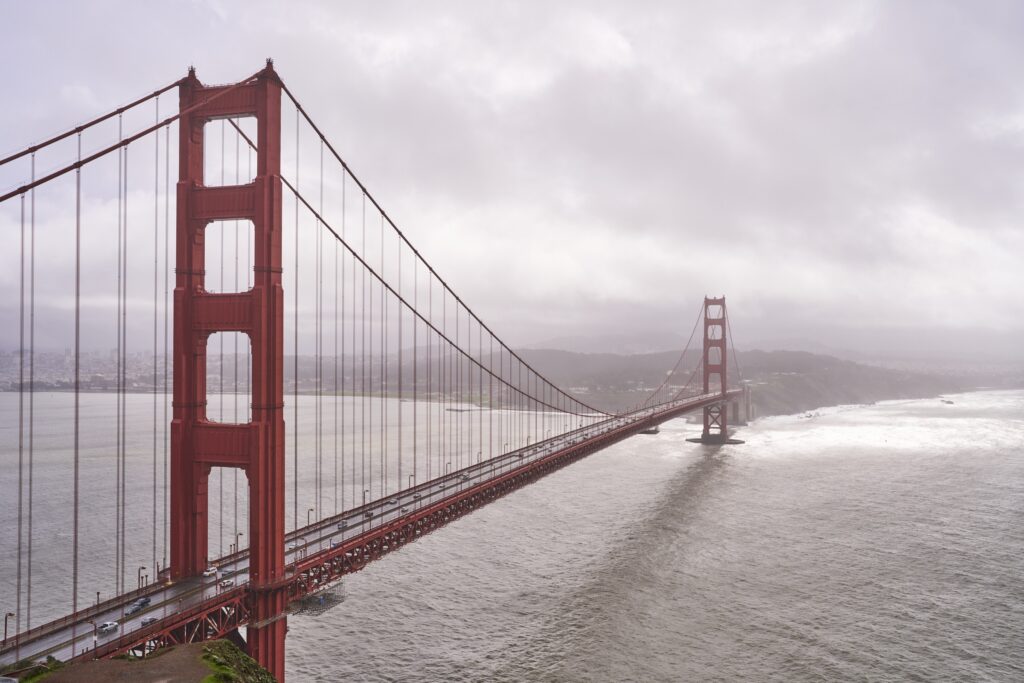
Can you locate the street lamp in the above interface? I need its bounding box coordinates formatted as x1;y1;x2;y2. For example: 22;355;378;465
408;474;414;490
3;611;14;649
363;489;369;529
137;566;147;590
307;507;315;527
235;531;244;554
95;591;101;607
445;461;451;475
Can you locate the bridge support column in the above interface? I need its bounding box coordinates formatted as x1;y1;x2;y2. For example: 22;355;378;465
172;62;287;681
701;297;729;443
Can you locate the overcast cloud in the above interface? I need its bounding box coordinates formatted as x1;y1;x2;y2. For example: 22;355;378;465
1;1;1022;362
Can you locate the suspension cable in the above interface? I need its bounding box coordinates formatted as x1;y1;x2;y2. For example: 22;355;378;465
234;91;609;417
726;305;743;384
1;70;263;203
285;177;599;417
640;302;704;408
0;77;185;167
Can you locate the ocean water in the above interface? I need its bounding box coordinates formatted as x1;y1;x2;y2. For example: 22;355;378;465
285;390;1024;682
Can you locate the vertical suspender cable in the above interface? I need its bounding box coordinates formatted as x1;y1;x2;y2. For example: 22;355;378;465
121;141;129;596
152;99;160;575
72;134;81;654
318;140;324;520
163;124;170;569
413;256;417;487
398;235;402;490
380;215;386;498
233;122;240;546
360;192;365;511
293;108;299;533
115;119;123;597
27;153;36;628
368;199;374;505
334;162;341;514
427;275;431;482
16;192;25;651
219;119;225;556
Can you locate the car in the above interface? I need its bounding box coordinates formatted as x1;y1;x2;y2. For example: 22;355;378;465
98;621;119;634
202;566;218;577
337;520;348;530
126;602;143;616
412;493;421;499
387;499;398;505
460;474;470;481
330;540;342;548
363;511;373;518
137;597;151;607
141;616;158;627
219;578;234;588
400;507;409;513
287;544;296;552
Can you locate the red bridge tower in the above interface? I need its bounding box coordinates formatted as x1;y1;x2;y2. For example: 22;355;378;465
170;62;287;679
701;296;729;442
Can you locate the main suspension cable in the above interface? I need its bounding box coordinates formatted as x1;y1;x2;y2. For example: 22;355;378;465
1;69;263;203
0;77;185;168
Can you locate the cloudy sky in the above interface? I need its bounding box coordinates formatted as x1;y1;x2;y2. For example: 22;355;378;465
2;1;1022;362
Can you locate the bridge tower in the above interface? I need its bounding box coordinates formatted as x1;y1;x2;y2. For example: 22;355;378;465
171;62;287;679
701;296;728;443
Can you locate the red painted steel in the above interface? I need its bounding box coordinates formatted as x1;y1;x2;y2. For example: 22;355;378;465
170;61;287;680
702;297;729;441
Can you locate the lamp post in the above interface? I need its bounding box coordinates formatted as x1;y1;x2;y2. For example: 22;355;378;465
86;619;97;654
235;531;244;555
95;591;101;607
3;611;14;649
363;489;369;529
408;474;414;490
137;566;147;590
307;507;315;527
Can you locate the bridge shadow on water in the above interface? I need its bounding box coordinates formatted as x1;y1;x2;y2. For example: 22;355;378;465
488;445;736;682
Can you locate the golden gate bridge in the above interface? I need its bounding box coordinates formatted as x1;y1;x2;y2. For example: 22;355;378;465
0;61;746;681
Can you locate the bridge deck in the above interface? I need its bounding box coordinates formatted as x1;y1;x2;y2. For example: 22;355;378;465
0;390;739;668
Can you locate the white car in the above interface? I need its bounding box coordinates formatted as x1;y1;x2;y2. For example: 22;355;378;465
98;621;119;634
219;578;234;588
202;566;218;577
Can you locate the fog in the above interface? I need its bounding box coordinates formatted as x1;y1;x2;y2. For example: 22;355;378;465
1;1;1022;365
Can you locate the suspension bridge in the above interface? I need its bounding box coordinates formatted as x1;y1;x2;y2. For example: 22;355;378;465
0;62;747;681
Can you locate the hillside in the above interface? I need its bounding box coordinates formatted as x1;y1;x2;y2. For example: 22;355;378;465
517;348;966;417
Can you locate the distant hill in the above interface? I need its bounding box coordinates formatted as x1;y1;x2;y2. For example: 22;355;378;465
517;348;965;417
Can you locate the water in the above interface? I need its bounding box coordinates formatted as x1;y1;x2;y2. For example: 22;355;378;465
285;390;1024;682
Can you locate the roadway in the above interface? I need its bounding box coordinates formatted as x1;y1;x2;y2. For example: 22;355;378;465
0;392;732;668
